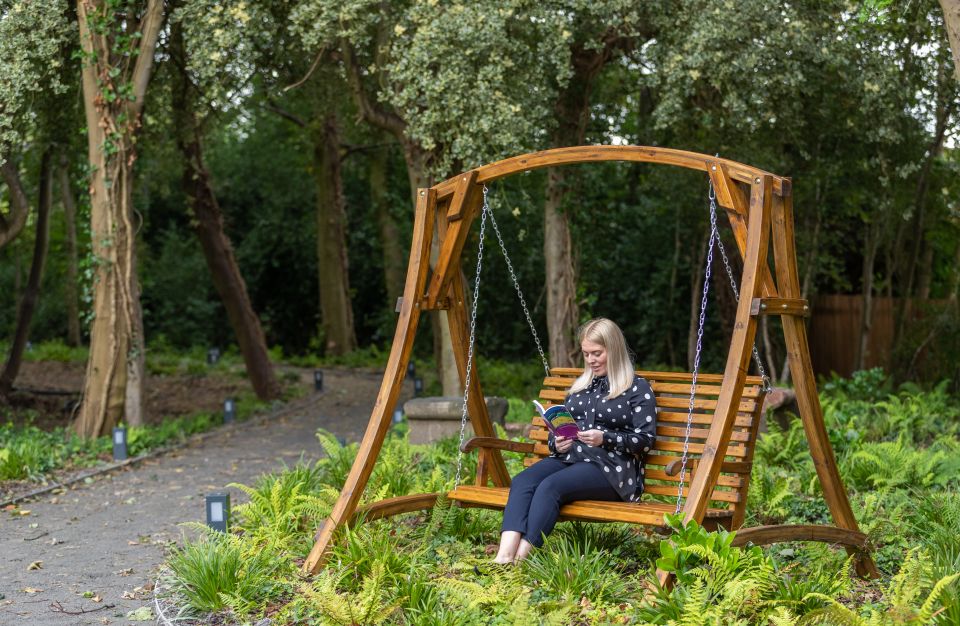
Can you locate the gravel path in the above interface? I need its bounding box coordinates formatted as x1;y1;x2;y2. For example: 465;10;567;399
0;368;408;625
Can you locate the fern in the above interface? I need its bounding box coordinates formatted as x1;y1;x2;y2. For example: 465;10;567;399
299;563;401;625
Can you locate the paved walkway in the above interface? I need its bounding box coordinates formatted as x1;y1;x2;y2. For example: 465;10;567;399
0;369;406;625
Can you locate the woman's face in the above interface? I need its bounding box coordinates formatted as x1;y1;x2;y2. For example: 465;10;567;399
581;340;608;377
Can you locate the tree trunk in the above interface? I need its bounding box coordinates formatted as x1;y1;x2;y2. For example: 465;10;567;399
170;21;281;400
58;157;82;346
542;41;625;367
855;221;880;371
0;150;53;397
313;114;357;356
0;158;31;250
544;168;579;367
665;213;681;366
73;0;163;437
370;142;404;305
939;0;960;81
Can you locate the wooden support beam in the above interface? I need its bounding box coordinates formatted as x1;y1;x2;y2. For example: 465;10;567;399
770;190;879;578
750;297;810;317
713;165;779;299
424;171;480;309
657;175;772;586
303;188;437;575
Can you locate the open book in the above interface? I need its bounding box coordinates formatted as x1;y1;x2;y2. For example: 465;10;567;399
533;400;580;438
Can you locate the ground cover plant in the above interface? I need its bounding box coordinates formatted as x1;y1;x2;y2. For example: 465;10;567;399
158;370;960;625
0;341;283;487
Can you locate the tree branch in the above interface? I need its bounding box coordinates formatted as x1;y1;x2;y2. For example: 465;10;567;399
0;159;31;249
130;0;165;116
339;39;405;135
263;100;307;128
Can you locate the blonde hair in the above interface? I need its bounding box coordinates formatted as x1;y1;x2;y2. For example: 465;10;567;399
567;318;635;399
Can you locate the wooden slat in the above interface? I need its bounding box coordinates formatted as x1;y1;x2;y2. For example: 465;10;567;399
540;377;764;400
547;368;765;387
653;440;748;458
538;389;758;412
447;485;734;525
656;411;755;429
645;469;743;488
644;483;740;503
527;425;752;444
656;425;752;443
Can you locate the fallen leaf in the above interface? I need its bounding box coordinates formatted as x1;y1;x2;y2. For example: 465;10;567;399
121;590;136;599
92;594;103;603
28;523;38;529
141;582;154;592
114;568;133;577
82;591;95;598
100;618;109;625
127;540;139;545
3;505;16;511
18;510;31;516
27;561;42;570
126;606;153;621
22;587;43;594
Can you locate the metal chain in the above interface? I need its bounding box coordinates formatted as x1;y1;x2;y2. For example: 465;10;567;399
708;186;772;392
485;201;551;377
453;189;490;490
675;196;718;515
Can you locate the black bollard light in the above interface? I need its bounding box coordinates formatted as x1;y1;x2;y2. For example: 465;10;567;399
314;370;324;392
207;348;221;365
223;398;236;423
414;377;423;397
205;492;230;532
112;427;128;461
406;362;416;379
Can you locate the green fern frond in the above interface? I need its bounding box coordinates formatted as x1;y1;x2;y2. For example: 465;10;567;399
918;572;960;621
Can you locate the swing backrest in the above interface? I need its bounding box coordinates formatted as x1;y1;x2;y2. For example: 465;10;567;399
527;368;767;528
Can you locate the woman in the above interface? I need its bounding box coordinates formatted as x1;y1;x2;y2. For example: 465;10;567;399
493;318;657;564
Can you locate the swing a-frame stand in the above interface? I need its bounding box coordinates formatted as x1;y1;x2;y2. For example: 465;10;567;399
303;146;878;580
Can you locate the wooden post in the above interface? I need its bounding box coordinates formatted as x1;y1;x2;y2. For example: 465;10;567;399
303;188;437;575
770;189;879;578
657;175;772;585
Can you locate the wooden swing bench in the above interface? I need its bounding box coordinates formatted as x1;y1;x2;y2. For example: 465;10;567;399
447;368;766;532
303;146;878;580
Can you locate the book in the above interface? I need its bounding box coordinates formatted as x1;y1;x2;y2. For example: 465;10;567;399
533;400;580;438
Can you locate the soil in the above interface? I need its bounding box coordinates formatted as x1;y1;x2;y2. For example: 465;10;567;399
5;361;267;431
0;364;415;625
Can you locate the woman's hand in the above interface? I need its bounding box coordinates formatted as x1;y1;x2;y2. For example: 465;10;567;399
555;436;574;453
577;429;604;447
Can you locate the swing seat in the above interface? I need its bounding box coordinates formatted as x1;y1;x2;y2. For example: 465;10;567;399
447;368;767;531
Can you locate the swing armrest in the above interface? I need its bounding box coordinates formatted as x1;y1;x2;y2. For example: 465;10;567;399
460;437;536;455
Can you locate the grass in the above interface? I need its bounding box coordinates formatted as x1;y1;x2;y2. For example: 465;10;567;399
154;370;960;625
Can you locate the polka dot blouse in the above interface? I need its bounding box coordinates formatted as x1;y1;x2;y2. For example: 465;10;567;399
548;374;658;502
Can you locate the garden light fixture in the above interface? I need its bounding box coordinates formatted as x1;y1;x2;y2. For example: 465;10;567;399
112;427;128;461
205;492;230;532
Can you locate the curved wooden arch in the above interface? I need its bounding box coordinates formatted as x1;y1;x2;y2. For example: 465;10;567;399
431;146;791;201
302;144;876;581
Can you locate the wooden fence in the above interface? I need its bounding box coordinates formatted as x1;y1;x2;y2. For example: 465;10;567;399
807;294;948;378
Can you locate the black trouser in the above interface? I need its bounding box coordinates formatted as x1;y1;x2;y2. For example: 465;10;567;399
501;457;619;547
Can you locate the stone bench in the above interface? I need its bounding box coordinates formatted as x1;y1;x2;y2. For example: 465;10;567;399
403;396;509;445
